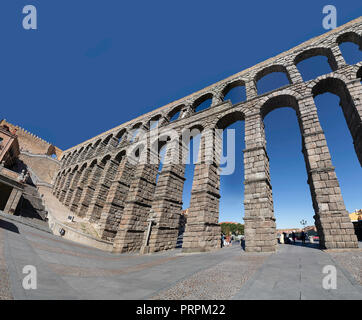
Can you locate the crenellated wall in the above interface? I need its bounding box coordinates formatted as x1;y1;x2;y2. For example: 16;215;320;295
0;119;62;160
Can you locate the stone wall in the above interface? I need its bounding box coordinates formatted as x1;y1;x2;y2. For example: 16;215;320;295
0;120;62;188
0;120;62;160
19;152;60;185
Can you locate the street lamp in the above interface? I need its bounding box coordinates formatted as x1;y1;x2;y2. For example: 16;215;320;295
300;219;307;230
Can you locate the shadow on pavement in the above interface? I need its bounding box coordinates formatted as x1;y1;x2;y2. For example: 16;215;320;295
282;240;321;250
0;218;19;234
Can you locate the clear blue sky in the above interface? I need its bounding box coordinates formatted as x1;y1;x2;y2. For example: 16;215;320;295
1;1;361;228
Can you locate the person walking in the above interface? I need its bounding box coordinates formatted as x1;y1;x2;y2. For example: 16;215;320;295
292;231;296;244
221;233;224;248
301;230;306;245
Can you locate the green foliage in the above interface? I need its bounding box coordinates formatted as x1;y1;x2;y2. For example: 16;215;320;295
220;223;244;236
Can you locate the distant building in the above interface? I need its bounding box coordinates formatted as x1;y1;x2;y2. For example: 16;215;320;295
349;209;362;222
277;226;317;235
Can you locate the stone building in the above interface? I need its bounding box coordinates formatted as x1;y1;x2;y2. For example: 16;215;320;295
0;120;62;187
0;123;20;168
0;120;63;220
52;18;361;253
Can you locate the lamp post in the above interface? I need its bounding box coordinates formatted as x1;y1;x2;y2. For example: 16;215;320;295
300;219;307;230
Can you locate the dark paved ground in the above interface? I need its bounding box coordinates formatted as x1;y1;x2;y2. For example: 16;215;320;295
0;214;361;300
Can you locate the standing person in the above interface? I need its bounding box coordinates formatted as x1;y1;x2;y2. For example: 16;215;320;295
292;231;296;244
279;233;284;244
221;233;224;248
301;230;306;245
283;232;288;244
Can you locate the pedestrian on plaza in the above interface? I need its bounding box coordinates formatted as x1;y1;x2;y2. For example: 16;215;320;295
283;232;288;244
292;231;296;244
301;230;306;245
221;233;224;248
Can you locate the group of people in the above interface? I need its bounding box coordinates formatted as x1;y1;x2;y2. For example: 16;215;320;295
281;231;308;245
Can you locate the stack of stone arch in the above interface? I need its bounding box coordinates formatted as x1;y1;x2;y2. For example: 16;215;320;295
53;18;362;253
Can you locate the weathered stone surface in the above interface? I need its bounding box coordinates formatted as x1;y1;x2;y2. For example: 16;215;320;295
53;18;361;253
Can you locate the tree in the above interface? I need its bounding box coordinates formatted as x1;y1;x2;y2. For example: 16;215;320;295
220;223;244;236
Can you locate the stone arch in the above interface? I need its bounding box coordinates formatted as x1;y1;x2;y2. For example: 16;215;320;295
68;153;75;166
82;143;93;160
66;150;77;167
260;94;300;119
167;104;184;122
89;139;102;158
115;128;127;145
93;139;102;148
59;167;74;202
57;169;68;194
252;93;357;250
192;93;213;112
73;147;84;164
294;47;339;72
102;134;114;150
148;114;162;130
88;152;120;223
221;79;246;104
46;145;58;159
310;76;362;165
78;162;87;172
181;123;204;147
89;158;98;167
357;66;362;79
151;133;172;153
131;122;143;129
255;65;292;86
256;88;303;111
77;155;109;217
63;164;80;206
126;139;146;165
68;160;93;214
128;122;143;142
215;110;245;130
114;149;127;163
53;171;64;194
100;154;112;164
336;31;362;49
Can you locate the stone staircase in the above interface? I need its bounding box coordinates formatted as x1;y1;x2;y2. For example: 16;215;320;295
17;184;48;221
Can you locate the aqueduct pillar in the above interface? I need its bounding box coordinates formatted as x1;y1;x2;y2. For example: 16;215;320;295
140;139;186;253
112;148;159;253
298;96;358;249
243;112;276;252
97;156;135;241
88;158;119;223
182;128;222;253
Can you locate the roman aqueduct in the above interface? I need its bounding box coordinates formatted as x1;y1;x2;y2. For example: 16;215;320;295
52;18;361;253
